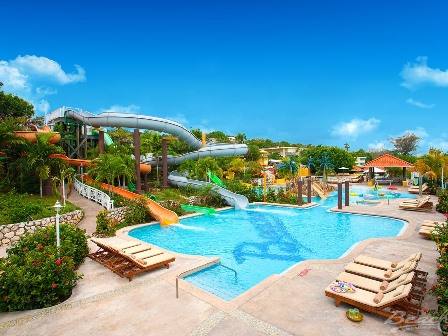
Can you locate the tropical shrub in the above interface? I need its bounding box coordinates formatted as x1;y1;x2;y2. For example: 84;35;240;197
430;221;448;332
437;190;448;214
0;192;79;225
0;224;87;311
95;210;116;236
7;224;89;267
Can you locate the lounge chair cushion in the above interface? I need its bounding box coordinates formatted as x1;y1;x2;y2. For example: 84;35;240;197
373;292;384;304
380;281;389;290
393;285;405;297
384;269;393;278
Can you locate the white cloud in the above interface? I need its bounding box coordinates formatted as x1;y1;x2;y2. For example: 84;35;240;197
0;55;86;116
332;118;380;138
102;104;141;113
368;141;389;152
406;98;434;109
36;99;50;114
401;57;448;89
10;55;85;84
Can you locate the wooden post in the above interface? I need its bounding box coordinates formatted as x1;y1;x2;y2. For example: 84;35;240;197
133;129;141;193
337;182;343;209
297;178;303;206
344;180;350;206
402;167;406;181
143;174;148;192
307;177;312;203
98;130;105;154
162;138;168;188
83;125;88;158
76;124;80;158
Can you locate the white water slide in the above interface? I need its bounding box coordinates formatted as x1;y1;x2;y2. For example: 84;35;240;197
47;107;249;208
168;172;249;209
50;108;248;165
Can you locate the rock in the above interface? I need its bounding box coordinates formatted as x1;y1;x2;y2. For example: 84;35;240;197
16;228;25;235
5;231;15;238
11;235;20;242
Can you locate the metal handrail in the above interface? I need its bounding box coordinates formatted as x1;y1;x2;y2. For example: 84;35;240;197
175;262;238;299
220;264;238;278
73;177;114;210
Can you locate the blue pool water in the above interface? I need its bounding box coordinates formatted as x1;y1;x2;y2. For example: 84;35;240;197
129;189;411;300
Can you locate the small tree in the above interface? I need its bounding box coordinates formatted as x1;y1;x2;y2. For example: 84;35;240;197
0;84;34;120
390;133;420;155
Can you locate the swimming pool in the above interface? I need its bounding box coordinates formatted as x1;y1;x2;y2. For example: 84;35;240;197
129;191;408;300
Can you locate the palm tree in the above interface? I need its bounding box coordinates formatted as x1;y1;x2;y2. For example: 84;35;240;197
89;153;127;192
319;154;333;183
279;157;298;178
229;158;245;176
19;133;64;197
60;165;76;205
344;143;350;151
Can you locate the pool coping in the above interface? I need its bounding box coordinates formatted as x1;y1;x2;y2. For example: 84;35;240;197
117;200;418;311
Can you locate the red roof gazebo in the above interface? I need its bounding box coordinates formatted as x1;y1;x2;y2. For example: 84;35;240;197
362;153;413;180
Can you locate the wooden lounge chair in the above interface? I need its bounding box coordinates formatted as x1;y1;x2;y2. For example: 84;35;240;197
89;237;175;280
354;252;421;271
344;260;419;281
325;283;423;326
336;271;426;293
408;183;429;194
419;226;437;239
399;196;433;212
421;220;445;227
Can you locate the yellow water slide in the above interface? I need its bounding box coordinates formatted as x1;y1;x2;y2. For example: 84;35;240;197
85;177;179;225
311;181;327;199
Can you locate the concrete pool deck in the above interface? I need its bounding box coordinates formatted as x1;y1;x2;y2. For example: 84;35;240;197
0;193;443;335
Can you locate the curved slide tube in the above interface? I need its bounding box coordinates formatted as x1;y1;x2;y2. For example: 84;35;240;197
56;108;248;165
83;176;178;225
168;172;249;209
141;143;248;166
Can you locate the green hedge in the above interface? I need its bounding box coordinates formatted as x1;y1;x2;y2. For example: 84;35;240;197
0;192;79;225
437;190;448;214
0;224;88;311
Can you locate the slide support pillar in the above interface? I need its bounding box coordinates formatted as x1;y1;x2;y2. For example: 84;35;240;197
162;138;168;188
344;181;350;206
133;129;141;193
307;177;312;204
98;130;105;154
337;182;343;209
297;178;303;206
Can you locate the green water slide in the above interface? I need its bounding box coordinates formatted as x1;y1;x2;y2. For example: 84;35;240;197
181;204;216;215
207;170;225;187
104;132;113;146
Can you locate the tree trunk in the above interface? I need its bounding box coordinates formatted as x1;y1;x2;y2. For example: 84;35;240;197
40;178;43;197
42;179;53;196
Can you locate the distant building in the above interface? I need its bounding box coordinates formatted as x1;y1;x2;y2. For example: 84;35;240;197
355;156;367;166
262;146;302;158
227;136;236;143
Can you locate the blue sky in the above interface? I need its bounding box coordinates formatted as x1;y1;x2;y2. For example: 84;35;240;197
1;1;448;152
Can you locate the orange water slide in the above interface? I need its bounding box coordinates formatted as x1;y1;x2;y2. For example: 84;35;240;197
49;154;151;174
94;181;179;225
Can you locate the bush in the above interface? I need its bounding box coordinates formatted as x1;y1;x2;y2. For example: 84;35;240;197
430;221;448;330
437;190;448;214
95;199;150;236
95;210;116;236
0;224;87;312
7;224;89;267
0;192;79;225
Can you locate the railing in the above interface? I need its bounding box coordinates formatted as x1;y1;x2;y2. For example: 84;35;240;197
176;262;237;298
74;177;114;210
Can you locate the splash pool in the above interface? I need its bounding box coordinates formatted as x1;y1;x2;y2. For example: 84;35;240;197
129;191;409;300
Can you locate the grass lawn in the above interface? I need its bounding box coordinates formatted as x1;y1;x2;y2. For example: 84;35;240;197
0;192;80;225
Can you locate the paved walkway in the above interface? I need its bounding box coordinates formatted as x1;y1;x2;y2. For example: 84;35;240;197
0;193;444;336
67;191;104;235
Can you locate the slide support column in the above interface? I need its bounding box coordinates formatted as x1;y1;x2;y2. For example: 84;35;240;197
162;138;168;188
134;129;141;193
337;182;343;209
307;177;312;204
344;181;350;206
297;178;303;206
98;130;105;154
